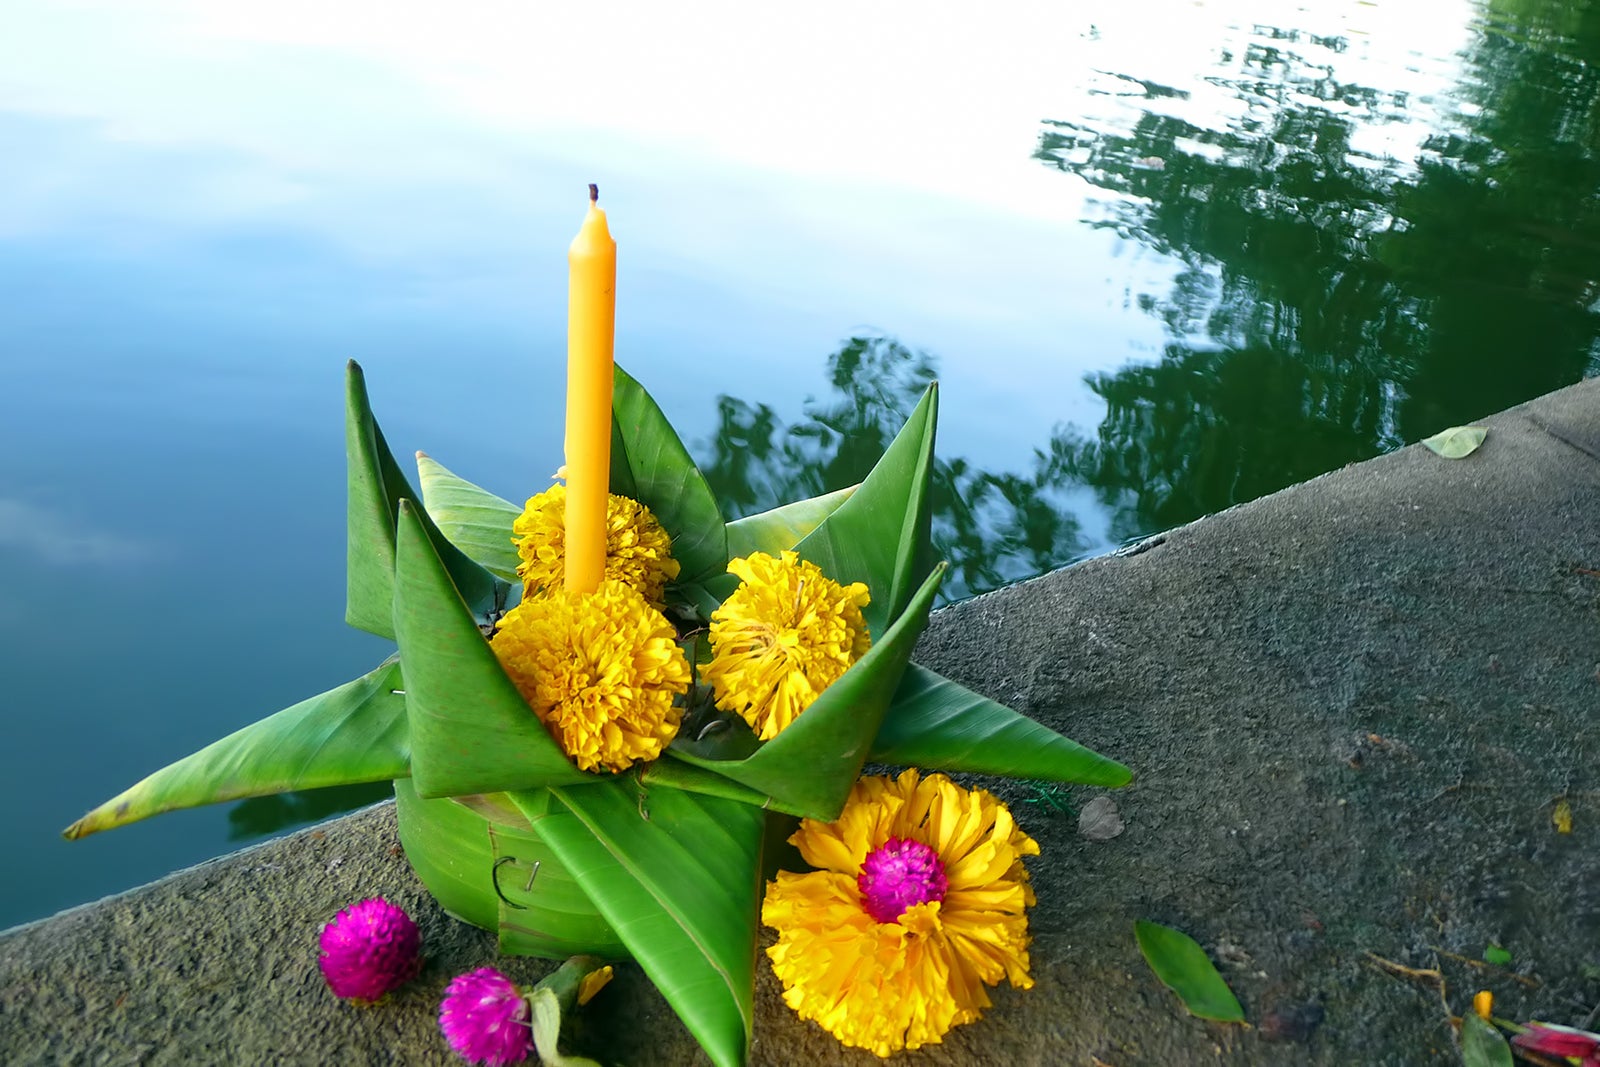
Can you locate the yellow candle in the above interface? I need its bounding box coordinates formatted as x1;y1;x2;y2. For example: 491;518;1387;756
564;184;617;593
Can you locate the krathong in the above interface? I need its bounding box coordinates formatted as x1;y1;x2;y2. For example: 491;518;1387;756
64;193;1132;1066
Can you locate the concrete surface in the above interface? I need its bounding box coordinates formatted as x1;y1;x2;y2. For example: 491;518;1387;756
4;379;1599;1065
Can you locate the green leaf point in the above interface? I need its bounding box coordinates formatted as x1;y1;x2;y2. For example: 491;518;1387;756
64;657;409;839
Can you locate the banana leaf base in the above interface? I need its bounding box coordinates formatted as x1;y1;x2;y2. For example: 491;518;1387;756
393;779;629;960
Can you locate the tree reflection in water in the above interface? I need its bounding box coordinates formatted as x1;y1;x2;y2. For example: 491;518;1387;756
696;335;1088;605
1036;0;1600;542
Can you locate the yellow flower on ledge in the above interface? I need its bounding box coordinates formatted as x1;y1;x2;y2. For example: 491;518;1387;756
491;578;690;774
762;769;1038;1057
703;550;871;741
512;484;680;609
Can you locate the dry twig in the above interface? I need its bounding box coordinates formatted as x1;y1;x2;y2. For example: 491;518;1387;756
1365;952;1442;985
1430;948;1542;989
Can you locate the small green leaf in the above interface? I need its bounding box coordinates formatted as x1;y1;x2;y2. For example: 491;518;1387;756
1135;920;1246;1023
65;657;409;839
725;484;858;560
1421;425;1487;459
392;499;594;797
416;452;523;582
871;663;1132;787
610;366;728;584
1459;1012;1513;1067
1483;944;1512;966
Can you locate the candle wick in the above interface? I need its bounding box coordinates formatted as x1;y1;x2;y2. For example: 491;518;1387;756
588;183;599;203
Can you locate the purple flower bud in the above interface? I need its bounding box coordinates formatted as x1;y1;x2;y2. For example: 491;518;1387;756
318;898;421;1003
439;967;532;1066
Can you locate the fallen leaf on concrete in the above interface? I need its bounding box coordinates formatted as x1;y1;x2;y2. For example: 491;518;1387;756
1421;425;1487;459
1459;1011;1513;1067
1079;796;1124;841
1553;797;1573;834
1135;920;1246;1023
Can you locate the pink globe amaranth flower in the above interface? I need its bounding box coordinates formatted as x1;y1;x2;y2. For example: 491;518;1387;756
857;836;949;923
439;967;532;1066
318;898;422;1002
1512;1022;1600;1065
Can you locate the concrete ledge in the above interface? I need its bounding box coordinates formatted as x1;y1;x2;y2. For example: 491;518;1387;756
5;380;1599;1065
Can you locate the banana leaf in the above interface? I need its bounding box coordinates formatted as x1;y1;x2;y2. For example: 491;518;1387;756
345;360;508;639
415;452;523;582
724;484;858;560
638;755;772;808
668;564;946;821
392;498;595;797
609;366;728;585
522;779;763;1067
870;664;1132;787
698;484;861;606
794;384;936;636
393;781;626;958
64;656;409;839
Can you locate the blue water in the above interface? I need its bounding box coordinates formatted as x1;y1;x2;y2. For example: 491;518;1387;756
4;0;1596;928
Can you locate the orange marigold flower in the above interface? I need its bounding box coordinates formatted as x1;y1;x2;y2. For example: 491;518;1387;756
491;579;689;773
762;769;1038;1056
703;550;870;740
512;484;679;609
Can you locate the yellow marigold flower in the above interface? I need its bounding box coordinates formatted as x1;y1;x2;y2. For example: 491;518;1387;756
491;579;689;774
762;769;1038;1057
703;550;870;741
512;484;680;609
